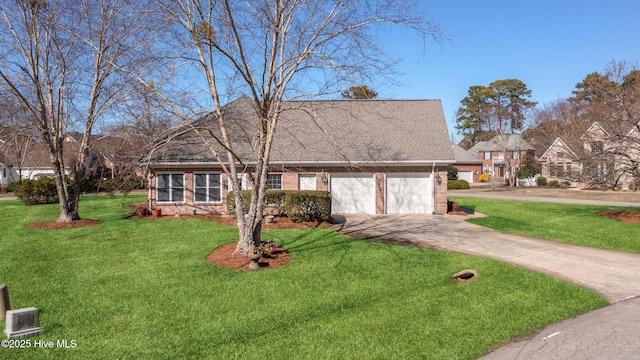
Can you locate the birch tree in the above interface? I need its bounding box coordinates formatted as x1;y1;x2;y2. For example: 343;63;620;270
155;0;444;255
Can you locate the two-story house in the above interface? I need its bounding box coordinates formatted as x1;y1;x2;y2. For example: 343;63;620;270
540;121;640;189
468;134;535;179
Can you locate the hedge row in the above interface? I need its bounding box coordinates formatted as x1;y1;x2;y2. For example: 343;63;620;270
227;190;331;222
10;176;147;205
11;178;59;205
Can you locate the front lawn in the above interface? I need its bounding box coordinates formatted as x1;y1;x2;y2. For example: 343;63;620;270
0;196;606;359
450;196;640;253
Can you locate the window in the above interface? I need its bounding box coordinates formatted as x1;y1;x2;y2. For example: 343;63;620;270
591;141;604;154
512;151;521;160
484;151;491;160
266;174;282;189
194;173;221;202
157;173;184;202
227;174;245;191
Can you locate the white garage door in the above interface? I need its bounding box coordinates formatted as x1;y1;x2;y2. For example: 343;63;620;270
330;174;375;214
386;173;433;214
458;170;473;183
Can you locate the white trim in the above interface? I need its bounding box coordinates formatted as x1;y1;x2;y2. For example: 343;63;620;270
156;172;186;203
193;172;223;203
147;160;456;168
540;137;579;160
266;173;283;190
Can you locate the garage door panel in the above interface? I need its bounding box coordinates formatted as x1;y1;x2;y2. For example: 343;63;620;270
331;174;375;214
458;170;473;183
386;173;432;214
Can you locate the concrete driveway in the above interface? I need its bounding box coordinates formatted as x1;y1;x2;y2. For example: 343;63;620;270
333;213;640;359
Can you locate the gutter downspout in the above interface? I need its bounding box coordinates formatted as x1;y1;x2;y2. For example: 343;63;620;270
432;163;437;214
147;172;153;214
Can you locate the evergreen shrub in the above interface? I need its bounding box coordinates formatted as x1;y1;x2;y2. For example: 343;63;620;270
447;179;470;190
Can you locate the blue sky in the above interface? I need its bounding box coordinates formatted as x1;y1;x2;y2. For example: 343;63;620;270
378;1;640;141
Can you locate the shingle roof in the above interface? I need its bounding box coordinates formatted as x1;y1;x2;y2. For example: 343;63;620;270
468;134;535;153
452;144;482;163
146;96;454;166
1;141;80;168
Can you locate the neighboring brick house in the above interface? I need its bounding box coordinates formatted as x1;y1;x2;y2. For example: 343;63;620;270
468;135;535;179
540;122;640;189
143;96;455;215
451;144;483;183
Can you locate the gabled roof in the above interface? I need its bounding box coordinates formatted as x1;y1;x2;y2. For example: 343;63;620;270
580;121;610;140
452;144;482;164
539;137;579;160
0;141;83;169
468;134;535;153
146;96;454;166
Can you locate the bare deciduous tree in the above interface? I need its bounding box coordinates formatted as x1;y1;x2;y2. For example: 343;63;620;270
0;0;153;221
152;0;445;254
569;60;640;189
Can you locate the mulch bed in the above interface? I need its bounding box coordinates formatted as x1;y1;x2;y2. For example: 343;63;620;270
206;242;291;270
597;210;640;224
26;205;331;270
29;206;637;271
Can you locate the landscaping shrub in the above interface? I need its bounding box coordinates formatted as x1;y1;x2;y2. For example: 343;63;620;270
447;165;458;180
562;180;572;187
479;173;491;182
12;178;59;205
81;176;147;194
264;190;287;214
226;190;305;217
536;176;548;186
447;179;470;190
285;191;331;222
226;190;252;215
548;180;560;187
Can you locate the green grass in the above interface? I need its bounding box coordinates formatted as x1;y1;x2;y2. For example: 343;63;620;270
450;196;640;253
0;196;606;359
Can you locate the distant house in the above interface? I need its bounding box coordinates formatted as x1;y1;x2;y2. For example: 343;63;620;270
143;96;455;215
64;133;144;179
540;121;640;189
0;133;141;189
0;140;80;184
468;134;535;178
452;144;482;183
539;137;581;183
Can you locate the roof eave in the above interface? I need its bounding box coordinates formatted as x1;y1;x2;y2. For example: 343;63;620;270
145;159;457;169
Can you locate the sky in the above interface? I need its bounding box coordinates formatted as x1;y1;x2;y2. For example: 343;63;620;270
377;1;640;142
